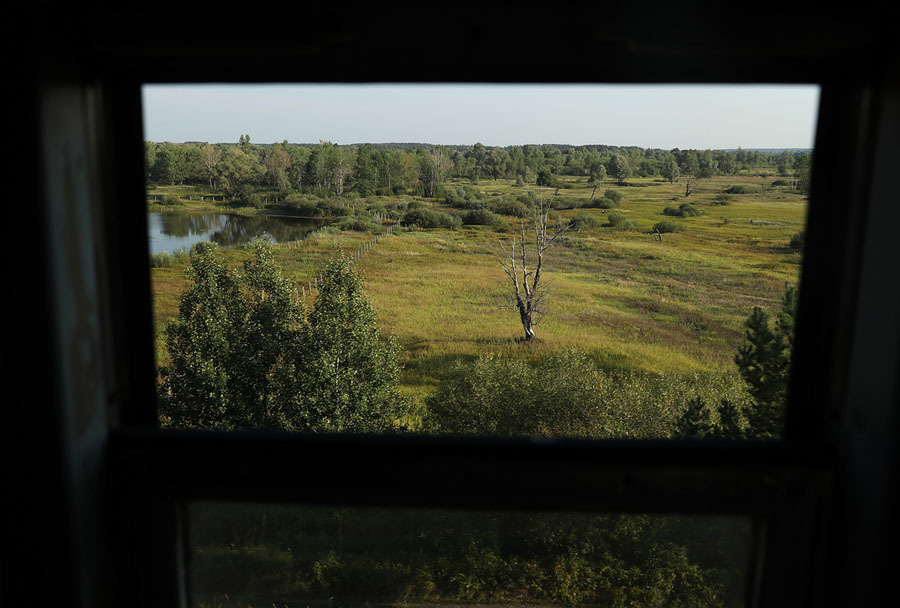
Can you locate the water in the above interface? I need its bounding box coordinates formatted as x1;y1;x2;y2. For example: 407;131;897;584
147;212;327;254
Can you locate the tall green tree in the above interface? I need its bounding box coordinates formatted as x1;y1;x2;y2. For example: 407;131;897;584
608;153;631;184
158;243;407;432
733;283;797;438
662;156;681;183
157;241;304;430
285;253;409;432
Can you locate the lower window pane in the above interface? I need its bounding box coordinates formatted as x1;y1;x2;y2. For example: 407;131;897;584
188;502;754;608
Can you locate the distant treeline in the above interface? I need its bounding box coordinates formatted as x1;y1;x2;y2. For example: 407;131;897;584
145;137;812;205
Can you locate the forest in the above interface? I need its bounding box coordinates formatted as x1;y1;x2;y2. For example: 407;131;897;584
145;138;811;205
147;137;810;607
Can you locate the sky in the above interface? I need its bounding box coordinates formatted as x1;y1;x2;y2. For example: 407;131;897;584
142;84;820;150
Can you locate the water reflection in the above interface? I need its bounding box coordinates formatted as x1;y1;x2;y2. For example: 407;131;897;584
148;212;326;254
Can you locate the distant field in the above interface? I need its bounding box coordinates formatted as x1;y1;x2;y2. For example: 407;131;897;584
150;174;806;410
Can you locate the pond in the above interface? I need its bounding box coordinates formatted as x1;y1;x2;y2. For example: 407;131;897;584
147;212;327;254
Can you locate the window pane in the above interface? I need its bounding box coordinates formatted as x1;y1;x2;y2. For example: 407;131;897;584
145;84;817;439
188;502;754;607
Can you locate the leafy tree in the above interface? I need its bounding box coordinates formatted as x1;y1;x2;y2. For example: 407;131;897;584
239;133;252;155
200;144;221;188
158;243;407;432
588;162;607;200
485;147;510;179
535;168;559;188
284;253;409;432
662;156;681;183
154;143;188;185
608;153;631;184
792;153;813;194
144;141;157;182
158;241;303;429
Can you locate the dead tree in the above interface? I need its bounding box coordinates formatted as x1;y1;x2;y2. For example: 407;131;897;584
499;194;571;342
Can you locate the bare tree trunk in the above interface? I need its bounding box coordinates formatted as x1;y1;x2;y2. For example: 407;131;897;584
519;308;536;341
499;193;570;343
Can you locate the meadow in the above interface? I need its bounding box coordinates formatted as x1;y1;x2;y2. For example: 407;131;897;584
150;173;806;413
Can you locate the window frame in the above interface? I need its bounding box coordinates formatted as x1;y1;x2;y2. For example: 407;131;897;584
11;9;899;607
105;79;849;607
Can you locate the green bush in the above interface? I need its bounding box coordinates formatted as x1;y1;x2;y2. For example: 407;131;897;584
590;197;617;209
663;203;702;217
711;193;733;205
149;251;175;267
607;213;637;230
160;194;181;206
723;185;755;194
604;189;623;204
446;186;484;209
424;351;609;437
462;208;500;226
337;216;382;234
653;220;683;233
401;208;462;230
570;212;603;230
771;179;790;186
489;199;529;218
789;229;805;251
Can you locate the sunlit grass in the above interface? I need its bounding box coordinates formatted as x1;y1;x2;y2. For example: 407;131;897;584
151;174;806;408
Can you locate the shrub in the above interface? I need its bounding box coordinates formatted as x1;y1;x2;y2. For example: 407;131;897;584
663;203;702;217
653;220;683;233
516;191;537;205
789;229;805;251
553;197;582;210
607;213;636;230
160;194;181;206
590;197;617;209
149;251;175;267
711;194;733;205
337;216;382;234
401;208;462;230
723;185;755;194
604;189;623;204
461;208;500;226
424;351;609;437
771;179;790;186
247;193;265;208
446;186;484;209
571;212;603;230
489;199;529;218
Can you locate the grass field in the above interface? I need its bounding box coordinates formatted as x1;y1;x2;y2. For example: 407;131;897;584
150;174;806;411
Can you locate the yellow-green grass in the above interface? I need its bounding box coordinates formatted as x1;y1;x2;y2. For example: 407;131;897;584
150;175;806;407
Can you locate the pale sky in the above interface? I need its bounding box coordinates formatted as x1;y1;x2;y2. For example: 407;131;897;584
142;84;820;150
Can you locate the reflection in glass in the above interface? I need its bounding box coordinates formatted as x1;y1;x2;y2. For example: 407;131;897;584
188;503;753;608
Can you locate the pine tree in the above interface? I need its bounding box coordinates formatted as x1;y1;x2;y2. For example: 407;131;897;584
733;284;798;439
675;396;714;438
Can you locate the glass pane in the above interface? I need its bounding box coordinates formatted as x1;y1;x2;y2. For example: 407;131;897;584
145;84;818;439
188;502;754;608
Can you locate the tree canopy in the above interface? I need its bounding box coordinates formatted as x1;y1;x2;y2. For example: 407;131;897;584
158;241;408;432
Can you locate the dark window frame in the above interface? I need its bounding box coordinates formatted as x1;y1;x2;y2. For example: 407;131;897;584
9;9;899;608
104;78;850;607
